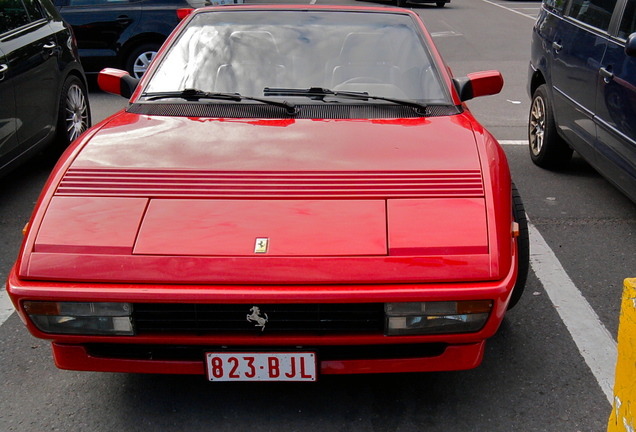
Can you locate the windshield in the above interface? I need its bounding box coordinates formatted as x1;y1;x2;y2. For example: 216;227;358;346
144;10;450;103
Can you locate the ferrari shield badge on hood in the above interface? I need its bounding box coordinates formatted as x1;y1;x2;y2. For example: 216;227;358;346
254;238;269;254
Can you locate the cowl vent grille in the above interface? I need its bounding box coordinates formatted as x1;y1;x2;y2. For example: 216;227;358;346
56;169;485;198
127;103;462;119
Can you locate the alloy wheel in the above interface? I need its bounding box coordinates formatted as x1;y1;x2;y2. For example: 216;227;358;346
529;95;546;156
65;83;88;142
133;51;156;79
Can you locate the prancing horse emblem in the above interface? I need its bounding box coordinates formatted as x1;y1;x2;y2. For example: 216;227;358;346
246;306;268;331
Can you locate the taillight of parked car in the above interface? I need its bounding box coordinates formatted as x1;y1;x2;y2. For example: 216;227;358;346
177;8;193;20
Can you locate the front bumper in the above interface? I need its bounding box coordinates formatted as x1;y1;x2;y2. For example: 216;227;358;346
8;254;517;375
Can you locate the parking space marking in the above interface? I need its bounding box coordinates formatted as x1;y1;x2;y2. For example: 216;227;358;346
481;0;538;20
528;221;617;404
0;287;14;327
431;30;463;38
500;140;528;145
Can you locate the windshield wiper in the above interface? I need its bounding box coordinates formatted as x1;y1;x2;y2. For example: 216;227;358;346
263;87;429;113
143;89;298;115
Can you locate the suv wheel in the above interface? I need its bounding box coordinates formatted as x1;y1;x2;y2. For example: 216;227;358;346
529;84;573;168
125;43;161;79
436;2;446;6
56;75;90;148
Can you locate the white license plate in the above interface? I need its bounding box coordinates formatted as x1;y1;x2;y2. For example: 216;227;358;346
205;352;317;382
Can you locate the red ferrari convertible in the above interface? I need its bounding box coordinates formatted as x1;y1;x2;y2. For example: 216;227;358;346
7;5;528;381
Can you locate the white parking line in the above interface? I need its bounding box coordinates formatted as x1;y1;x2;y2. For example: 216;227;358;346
481;0;538;20
431;30;463;38
0;287;15;326
528;222;617;404
500;140;528;145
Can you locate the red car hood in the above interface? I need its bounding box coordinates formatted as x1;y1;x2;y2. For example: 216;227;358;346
22;112;506;284
70;113;480;172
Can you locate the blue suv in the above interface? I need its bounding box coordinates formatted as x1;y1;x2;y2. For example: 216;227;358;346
528;0;636;201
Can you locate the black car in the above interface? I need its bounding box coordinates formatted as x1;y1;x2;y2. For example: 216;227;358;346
528;0;636;201
0;0;91;178
54;0;209;78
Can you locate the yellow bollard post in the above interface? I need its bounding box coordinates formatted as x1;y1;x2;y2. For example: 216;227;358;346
608;278;636;432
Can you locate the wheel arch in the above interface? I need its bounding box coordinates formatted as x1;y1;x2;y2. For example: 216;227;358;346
529;68;546;100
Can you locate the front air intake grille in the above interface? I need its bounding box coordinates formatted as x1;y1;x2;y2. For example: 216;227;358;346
133;303;385;335
127;103;462;119
85;343;448;362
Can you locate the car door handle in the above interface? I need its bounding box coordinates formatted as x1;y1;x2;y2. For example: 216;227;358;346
599;67;614;82
116;15;133;25
43;42;57;49
552;41;563;52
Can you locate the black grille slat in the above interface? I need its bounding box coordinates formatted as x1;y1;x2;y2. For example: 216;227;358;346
133;303;385;334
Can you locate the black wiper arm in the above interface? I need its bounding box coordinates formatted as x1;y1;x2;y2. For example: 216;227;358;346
143;89;298;115
145;89;242;102
264;87;428;113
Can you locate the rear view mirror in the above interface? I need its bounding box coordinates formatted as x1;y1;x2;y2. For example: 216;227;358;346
98;68;139;99
453;70;504;102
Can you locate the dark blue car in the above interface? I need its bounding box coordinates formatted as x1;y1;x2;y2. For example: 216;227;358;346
528;0;636;202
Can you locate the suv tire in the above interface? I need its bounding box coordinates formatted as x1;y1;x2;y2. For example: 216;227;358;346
529;84;573;168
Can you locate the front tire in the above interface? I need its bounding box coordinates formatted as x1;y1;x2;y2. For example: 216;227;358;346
436;1;446;6
396;0;407;7
55;75;91;150
508;183;529;310
528;84;573;168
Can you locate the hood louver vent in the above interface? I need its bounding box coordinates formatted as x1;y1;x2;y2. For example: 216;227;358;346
56;169;484;199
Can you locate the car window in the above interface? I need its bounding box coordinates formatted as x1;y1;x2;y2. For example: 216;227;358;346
145;10;449;103
618;0;636;39
1;0;32;34
567;0;619;31
544;0;568;13
24;0;45;21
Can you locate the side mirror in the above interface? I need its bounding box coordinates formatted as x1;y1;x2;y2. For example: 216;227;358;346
453;70;504;102
98;68;139;98
626;32;636;57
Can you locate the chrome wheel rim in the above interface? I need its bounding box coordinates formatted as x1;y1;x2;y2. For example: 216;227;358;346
133;51;156;79
529;95;546;156
65;83;88;142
